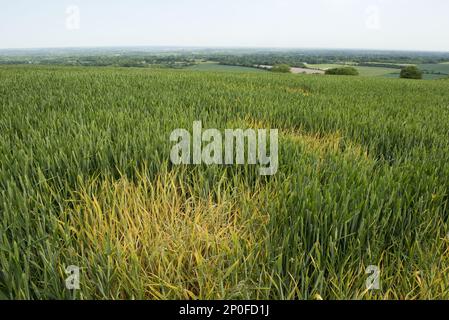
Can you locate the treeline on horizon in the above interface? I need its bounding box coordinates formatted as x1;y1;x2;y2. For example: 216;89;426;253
1;48;449;69
0;54;197;68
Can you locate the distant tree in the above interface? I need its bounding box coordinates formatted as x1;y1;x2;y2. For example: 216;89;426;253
400;66;423;79
271;64;291;73
325;67;359;76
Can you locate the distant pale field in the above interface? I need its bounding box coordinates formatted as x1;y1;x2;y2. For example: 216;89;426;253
290;67;324;74
307;64;400;77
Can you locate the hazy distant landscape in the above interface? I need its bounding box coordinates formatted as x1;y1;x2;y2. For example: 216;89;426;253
1;47;449;79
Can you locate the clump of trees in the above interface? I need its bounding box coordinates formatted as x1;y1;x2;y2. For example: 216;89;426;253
325;67;359;76
400;66;423;79
271;64;291;73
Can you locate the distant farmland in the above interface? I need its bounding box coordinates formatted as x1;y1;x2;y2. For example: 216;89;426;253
418;63;449;78
306;63;400;77
307;63;449;79
186;61;266;73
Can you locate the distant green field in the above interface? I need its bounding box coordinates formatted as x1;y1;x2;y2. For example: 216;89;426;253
306;63;351;70
186;62;266;73
418;63;449;75
423;73;448;80
354;66;400;77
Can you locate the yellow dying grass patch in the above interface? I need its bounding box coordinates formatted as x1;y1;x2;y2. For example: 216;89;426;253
240;116;371;162
284;87;311;96
285;130;371;161
361;245;449;300
62;170;265;299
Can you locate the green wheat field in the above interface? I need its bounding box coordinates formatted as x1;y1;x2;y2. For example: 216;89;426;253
1;65;449;300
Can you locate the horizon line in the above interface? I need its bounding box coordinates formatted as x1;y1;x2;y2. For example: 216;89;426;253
0;45;449;54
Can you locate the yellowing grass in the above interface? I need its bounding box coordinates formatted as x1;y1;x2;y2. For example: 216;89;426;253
2;66;449;300
59;169;268;299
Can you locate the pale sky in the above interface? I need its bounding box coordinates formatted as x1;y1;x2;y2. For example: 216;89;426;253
1;0;448;51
